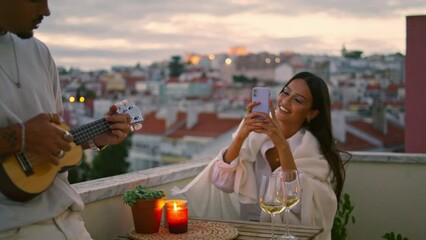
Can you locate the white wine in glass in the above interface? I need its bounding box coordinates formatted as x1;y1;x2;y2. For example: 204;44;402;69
281;169;301;240
259;174;286;240
285;196;300;208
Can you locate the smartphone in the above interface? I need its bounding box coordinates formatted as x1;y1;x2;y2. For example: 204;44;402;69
252;87;270;114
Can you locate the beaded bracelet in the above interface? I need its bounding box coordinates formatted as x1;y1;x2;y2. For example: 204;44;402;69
18;122;25;153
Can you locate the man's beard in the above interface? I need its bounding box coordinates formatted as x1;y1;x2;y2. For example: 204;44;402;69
14;16;43;39
15;31;34;39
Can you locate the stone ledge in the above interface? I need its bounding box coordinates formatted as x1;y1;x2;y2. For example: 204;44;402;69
73;152;426;204
73;159;210;204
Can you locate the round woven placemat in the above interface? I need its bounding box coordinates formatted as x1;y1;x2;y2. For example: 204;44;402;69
128;220;238;240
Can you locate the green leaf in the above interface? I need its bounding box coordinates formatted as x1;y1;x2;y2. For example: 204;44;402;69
382;231;409;240
332;193;356;240
123;185;166;207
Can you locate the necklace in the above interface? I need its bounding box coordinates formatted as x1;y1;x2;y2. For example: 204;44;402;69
0;34;21;88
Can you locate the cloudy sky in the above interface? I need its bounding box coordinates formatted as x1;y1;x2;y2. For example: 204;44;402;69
36;0;426;70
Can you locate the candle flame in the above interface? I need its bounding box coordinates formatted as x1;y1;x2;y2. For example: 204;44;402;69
174;202;178;211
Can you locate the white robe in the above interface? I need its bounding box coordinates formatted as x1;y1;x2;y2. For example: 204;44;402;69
172;126;337;240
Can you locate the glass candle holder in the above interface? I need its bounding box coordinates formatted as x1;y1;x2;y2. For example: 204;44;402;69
165;200;188;234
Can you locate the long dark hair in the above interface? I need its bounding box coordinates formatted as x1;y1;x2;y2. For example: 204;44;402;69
283;72;348;202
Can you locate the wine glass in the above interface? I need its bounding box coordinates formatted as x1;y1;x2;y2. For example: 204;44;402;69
259;174;286;240
281;169;302;240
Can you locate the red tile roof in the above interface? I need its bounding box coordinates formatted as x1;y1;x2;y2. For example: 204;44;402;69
346;119;404;147
135;112;166;135
386;83;404;92
331;102;344;110
135;112;186;135
166;77;180;83
169;113;241;138
134;111;241;138
191;77;209;83
339;82;356;87
137;112;404;152
366;84;381;90
336;132;376;151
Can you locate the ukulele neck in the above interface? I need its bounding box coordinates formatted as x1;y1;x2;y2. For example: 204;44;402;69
70;118;111;145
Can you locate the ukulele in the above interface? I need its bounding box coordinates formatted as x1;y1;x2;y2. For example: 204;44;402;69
0;103;143;202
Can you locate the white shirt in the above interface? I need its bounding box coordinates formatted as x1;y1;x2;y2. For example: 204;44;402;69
0;32;84;232
211;129;304;221
173;122;337;240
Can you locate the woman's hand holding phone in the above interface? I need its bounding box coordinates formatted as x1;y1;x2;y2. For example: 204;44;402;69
252;87;271;116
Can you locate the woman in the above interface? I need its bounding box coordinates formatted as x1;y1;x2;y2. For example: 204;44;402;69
173;72;347;240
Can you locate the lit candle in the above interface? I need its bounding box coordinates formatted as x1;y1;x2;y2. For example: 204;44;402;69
165;200;188;234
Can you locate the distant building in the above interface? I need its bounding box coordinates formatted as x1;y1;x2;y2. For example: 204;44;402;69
127;109;241;171
59;36;408;158
234;52;280;82
337;117;404;152
105;73;125;93
228;46;249;56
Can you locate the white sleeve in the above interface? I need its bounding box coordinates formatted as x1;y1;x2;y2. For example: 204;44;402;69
210;148;239;193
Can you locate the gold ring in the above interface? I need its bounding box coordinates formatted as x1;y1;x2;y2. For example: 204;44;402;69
63;131;72;140
49;113;54;121
245;106;250;113
56;150;65;158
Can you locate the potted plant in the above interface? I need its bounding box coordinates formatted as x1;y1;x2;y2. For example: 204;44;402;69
123;185;166;234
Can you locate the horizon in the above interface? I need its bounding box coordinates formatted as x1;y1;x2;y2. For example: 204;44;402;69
55;48;404;72
35;0;426;71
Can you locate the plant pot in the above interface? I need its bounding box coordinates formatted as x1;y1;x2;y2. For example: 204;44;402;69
131;198;165;234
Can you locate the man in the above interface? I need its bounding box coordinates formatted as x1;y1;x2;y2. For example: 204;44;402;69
0;0;133;239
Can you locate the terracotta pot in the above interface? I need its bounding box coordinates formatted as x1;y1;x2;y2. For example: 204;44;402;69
131;198;165;234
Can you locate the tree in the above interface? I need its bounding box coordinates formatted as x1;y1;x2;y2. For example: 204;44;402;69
169;55;184;77
343;50;363;59
76;83;96;100
68;153;92;184
233;75;258;85
90;133;132;179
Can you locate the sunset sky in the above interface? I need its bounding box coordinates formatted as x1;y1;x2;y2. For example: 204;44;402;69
36;0;426;70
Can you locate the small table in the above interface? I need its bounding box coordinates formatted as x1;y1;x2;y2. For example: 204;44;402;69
192;218;323;240
117;218;322;240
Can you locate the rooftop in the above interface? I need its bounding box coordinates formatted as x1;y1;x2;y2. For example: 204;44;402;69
75;152;426;240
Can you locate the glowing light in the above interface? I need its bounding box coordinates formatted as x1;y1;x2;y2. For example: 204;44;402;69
165;200;188;234
79;96;85;103
69;96;75;103
225;58;232;65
